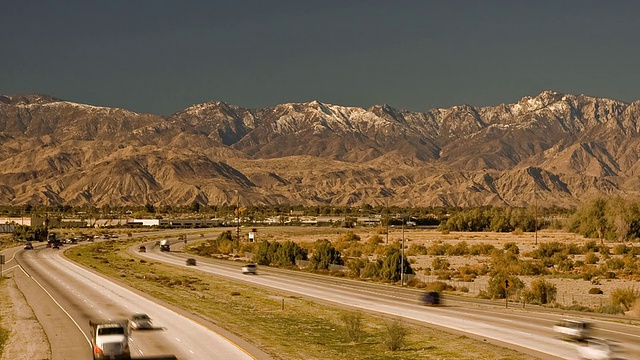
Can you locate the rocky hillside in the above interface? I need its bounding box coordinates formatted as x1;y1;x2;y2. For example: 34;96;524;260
0;91;638;208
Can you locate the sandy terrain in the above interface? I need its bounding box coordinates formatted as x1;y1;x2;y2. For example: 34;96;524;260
0;276;50;360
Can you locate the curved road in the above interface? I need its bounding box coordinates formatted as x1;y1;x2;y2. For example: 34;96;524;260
141;240;640;360
3;243;260;360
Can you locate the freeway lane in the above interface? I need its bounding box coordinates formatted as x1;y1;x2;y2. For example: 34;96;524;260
11;244;258;360
140;246;640;360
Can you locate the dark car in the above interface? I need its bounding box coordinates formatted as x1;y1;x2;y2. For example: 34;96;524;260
138;246;146;252
24;242;34;250
186;258;196;266
421;291;441;306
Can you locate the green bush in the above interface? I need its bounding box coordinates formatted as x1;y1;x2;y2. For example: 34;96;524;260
341;312;364;342
432;257;450;271
585;252;599;264
503;242;520;255
383;319;408;351
524;279;557;304
605;257;624;271
406;243;428;256
360;261;380;279
613;244;630;255
596;304;625;315
610;287;639;311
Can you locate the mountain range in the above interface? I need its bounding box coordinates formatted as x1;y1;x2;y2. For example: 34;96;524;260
0;90;638;208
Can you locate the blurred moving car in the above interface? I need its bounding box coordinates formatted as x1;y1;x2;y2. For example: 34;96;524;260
242;263;257;274
553;319;591;341
186;258;196;266
24;242;33;250
421;291;441;306
138;246;146;252
129;313;153;331
576;338;625;360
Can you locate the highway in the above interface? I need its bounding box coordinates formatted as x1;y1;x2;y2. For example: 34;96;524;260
139;240;640;360
4;242;260;360
3;231;640;360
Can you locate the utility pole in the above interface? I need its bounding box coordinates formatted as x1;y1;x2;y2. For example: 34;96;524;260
401;216;405;287
236;190;240;241
385;198;389;244
534;185;538;245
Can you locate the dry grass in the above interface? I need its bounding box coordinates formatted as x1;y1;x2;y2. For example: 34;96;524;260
66;238;537;360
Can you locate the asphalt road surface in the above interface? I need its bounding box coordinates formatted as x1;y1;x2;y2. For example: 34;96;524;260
141;241;640;360
6;243;259;360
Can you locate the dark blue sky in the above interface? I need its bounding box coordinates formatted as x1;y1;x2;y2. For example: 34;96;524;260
2;1;639;115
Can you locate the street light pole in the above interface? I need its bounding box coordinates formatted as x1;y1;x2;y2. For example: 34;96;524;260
236;190;240;241
401;217;405;287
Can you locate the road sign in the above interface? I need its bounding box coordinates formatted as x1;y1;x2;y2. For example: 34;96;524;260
502;278;512;291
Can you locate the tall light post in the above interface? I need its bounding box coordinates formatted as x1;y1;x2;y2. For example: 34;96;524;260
401;216;405;287
534;185;538;245
235;190;240;241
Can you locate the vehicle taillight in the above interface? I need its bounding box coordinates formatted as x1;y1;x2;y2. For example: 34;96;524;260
93;345;103;356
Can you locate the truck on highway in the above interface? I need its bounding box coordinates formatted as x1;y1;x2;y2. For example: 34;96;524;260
89;320;131;360
160;239;170;252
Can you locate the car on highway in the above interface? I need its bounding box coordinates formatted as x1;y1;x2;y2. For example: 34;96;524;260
421;291;441;306
242;263;257;274
553;319;591;341
138;246;146;252
186;258;196;266
24;242;33;250
129;313;153;331
576;338;625;359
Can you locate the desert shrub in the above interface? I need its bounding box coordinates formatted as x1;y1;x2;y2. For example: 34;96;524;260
383;319;408;351
450;241;469;255
406;243;428;256
338;231;361;242
583;240;599;253
613;244;630;255
605;257;625;271
563;304;593;312
469;243;496;255
574;260;585;268
532;241;565;259
603;271;617;279
518;260;549;276
511;228;523;235
588;287;604;294
524;279;557;304
341;312;364;342
566;243;583;255
345;258;368;278
585;252;599;264
610;286;640;311
557;259;574;272
432;257;450;271
460;286;469;293
427;242;452;256
596;304;625;315
436;271;452;280
600;245;610;256
487;273;524;299
503;242;520;255
360;261;380;279
424;281;451;292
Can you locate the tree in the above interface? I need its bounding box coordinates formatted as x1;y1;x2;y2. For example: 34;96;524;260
379;247;413;282
309;239;343;270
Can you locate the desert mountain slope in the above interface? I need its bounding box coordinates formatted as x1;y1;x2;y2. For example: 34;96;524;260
0;91;638;207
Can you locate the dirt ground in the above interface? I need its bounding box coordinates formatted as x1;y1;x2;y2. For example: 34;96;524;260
0;276;50;360
254;227;640;311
